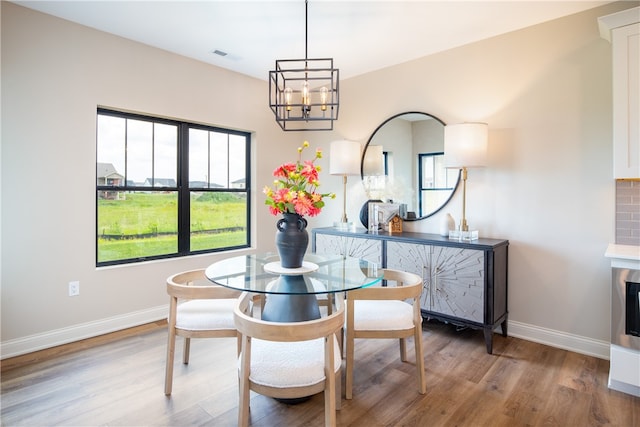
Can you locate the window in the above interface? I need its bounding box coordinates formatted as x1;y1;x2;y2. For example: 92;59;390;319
96;108;250;266
418;152;457;217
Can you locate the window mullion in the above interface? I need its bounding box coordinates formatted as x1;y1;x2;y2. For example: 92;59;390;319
177;124;190;254
124;119;129;185
207;131;211;189
151;123;155;187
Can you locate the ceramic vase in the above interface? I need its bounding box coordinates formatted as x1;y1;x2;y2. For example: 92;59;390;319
275;213;309;268
439;213;455;237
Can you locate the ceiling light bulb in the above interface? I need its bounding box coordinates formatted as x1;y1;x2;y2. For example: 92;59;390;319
320;87;328;111
284;87;292;111
302;81;310;106
301;81;311;118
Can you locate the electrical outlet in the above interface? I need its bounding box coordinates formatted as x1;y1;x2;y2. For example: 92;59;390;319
68;281;80;297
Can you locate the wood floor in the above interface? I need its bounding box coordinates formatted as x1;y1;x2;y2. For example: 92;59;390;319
1;320;639;426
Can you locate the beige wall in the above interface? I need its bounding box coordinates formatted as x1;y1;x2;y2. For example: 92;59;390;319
0;2;338;352
338;1;634;354
1;1;635;358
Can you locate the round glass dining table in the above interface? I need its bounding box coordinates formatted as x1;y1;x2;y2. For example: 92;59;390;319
205;252;383;322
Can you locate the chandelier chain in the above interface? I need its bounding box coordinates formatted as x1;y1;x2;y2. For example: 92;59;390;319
305;0;308;61
268;0;339;131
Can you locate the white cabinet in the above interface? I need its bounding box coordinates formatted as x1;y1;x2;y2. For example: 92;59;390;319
311;227;508;353
599;7;640;178
609;345;640;397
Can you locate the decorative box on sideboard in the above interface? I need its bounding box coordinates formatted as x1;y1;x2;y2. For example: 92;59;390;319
311;227;509;354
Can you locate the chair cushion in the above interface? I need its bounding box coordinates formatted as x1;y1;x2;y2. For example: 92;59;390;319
243;335;341;388
176;299;237;331
353;300;418;330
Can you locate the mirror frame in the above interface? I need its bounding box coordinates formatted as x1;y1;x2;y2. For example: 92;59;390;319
360;111;461;221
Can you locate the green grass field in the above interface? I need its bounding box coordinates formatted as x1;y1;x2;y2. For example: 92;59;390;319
97;191;247;263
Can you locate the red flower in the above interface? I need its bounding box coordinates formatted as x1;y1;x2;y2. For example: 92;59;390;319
273;163;296;179
300;160;319;183
264;141;335;217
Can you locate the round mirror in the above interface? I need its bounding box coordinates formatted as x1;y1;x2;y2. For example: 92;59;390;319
360;112;460;222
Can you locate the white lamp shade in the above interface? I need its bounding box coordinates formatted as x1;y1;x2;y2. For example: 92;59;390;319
444;123;488;168
362;145;384;176
330;140;361;176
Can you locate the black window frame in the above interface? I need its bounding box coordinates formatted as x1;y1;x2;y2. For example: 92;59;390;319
96;108;251;267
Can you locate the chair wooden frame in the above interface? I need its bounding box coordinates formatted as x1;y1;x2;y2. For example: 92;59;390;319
164;269;241;396
345;269;426;399
234;291;345;427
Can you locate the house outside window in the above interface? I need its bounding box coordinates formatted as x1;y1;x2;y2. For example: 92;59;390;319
97;162;125;200
96;108;250;266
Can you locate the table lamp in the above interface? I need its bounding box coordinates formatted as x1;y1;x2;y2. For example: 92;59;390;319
444;123;488;240
330;140;361;229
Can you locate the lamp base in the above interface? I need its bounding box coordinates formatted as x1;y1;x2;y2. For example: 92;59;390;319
449;229;479;241
333;220;354;230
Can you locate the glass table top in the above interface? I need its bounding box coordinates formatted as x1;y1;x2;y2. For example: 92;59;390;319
205;253;383;295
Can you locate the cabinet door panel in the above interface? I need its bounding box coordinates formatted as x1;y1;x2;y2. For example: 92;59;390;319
612;23;640;178
315;234;382;264
432;247;484;322
386;241;430;309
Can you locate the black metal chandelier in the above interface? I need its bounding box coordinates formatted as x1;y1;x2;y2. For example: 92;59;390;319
269;0;339;131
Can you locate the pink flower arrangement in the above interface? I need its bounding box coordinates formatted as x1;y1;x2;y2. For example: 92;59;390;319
263;141;335;217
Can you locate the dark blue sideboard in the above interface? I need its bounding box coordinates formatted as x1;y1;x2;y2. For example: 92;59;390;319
311;227;509;354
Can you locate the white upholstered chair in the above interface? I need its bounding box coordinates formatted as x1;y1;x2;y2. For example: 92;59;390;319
344;268;426;399
164;268;241;396
234;291;345;427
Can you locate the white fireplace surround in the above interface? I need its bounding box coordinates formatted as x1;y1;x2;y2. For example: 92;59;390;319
605;243;640;397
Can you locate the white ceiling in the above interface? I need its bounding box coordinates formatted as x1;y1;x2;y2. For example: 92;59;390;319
15;1;612;81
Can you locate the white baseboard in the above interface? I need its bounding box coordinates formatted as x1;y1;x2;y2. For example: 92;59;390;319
608;378;640;397
507;320;610;360
1;310;610;361
0;305;168;359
